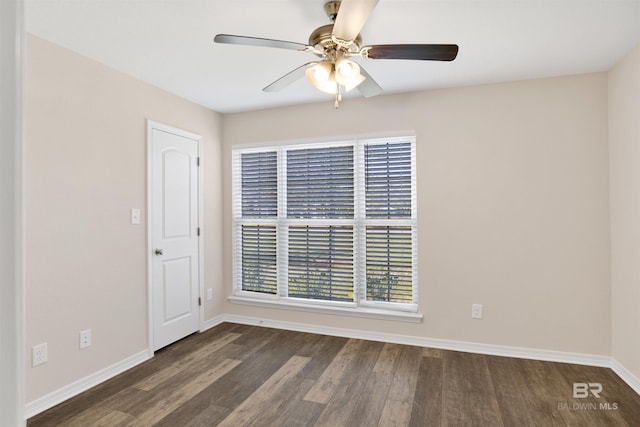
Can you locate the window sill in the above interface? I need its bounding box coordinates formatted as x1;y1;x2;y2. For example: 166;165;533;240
227;296;424;323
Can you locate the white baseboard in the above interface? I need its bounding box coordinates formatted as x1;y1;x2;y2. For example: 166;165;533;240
200;314;226;332
611;358;640;395
219;314;611;367
24;350;150;419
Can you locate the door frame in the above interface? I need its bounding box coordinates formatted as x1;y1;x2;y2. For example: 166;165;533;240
146;119;203;356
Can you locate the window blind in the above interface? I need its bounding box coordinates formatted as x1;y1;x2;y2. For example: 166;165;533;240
366;226;413;303
365;142;412;219
288;226;354;302
287;146;354;219
241;225;277;294
241;151;277;218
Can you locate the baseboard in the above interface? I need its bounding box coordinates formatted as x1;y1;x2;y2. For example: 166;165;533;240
24;350;150;419
200;314;227;332
220;314;611;367
611;358;640;395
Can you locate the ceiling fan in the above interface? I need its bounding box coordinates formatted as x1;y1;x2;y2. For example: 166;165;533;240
214;0;459;108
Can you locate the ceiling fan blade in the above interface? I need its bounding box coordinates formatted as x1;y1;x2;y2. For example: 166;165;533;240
332;0;379;42
365;44;459;61
356;65;383;98
263;63;315;92
214;34;308;51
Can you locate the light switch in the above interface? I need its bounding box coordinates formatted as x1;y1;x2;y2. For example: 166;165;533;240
131;208;141;225
471;303;483;319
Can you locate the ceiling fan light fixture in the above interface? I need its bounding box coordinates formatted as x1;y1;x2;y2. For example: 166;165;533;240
305;62;338;94
335;57;365;91
314;60;332;82
335;56;355;78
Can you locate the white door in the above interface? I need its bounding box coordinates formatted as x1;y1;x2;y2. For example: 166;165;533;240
148;121;201;351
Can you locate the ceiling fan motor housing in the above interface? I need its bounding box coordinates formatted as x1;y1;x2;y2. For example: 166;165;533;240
309;24;362;53
311;1;362;54
324;1;341;21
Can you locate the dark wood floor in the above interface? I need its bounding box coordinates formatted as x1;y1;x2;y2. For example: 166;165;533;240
29;322;640;426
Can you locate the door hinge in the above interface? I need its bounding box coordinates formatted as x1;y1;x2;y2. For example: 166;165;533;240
197;227;200;236
197;157;200;167
198;297;202;306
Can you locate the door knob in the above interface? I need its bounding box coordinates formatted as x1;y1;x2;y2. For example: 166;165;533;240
155;249;163;256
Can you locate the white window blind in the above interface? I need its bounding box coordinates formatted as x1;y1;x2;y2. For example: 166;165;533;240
241;151;277;218
232;136;418;314
365;142;412;219
241;225;277;294
366;226;413;303
287;146;354;218
288;225;354;302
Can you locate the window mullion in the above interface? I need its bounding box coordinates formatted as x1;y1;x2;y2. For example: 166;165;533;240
277;147;288;298
354;140;366;305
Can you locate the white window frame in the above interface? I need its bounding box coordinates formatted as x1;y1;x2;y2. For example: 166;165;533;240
230;135;422;322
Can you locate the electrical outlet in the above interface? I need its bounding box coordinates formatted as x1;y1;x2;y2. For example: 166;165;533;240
471;304;483;319
207;288;213;301
80;329;92;349
32;343;48;367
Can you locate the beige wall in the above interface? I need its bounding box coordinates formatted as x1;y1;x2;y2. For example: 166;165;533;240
609;44;640;381
222;73;612;356
25;35;223;402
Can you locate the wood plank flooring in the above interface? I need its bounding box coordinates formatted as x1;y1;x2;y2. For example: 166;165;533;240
28;323;640;426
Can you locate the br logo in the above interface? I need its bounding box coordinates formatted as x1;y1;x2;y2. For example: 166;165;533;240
573;383;603;398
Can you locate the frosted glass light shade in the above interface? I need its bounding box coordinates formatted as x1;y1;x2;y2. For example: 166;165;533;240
334;57;366;92
305;61;338;94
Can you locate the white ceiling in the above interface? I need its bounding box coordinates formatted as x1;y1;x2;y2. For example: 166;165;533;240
26;0;640;114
